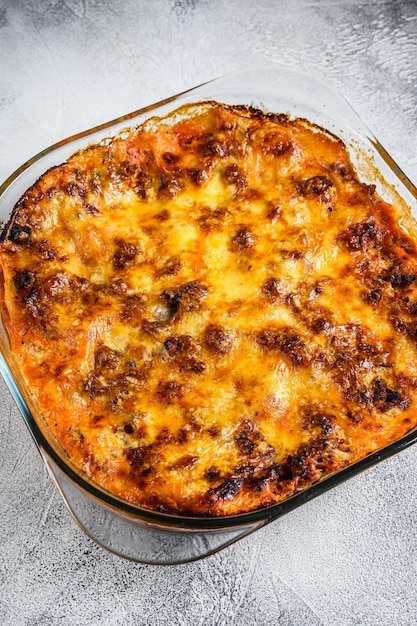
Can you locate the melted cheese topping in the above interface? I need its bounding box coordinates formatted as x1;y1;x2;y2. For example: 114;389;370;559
2;101;417;516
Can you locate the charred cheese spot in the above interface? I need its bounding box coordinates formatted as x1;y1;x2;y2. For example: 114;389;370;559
298;175;333;198
119;294;146;324
265;202;282;222
262;277;282;301
8;223;31;243
231;227;255;252
2;100;417;516
113;238;138;269
380;268;416;289
203;324;233;355
13;269;35;290
164;335;206;373
156;381;183;403
164;335;199;356
94;346;121;370
163;280;209;319
257;328;308;366
260;132;294;156
339;219;383;252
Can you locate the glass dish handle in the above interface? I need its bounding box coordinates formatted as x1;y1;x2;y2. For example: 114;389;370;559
41;449;265;564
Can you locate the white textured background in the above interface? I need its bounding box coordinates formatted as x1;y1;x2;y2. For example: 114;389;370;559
1;1;417;624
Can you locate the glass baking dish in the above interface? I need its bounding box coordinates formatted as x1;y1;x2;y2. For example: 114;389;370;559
1;65;417;565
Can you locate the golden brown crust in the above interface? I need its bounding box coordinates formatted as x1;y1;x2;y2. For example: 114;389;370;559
2;101;417;516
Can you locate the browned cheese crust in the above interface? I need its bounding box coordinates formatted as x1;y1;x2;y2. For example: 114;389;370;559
1;101;417;516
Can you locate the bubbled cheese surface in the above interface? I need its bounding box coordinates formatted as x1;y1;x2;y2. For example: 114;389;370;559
2;102;417;515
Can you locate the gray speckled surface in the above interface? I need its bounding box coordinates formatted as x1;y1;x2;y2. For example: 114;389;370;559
1;0;417;624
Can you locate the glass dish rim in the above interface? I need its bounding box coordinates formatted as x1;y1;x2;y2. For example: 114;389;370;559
1;63;417;531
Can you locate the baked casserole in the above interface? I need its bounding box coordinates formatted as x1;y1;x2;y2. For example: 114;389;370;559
1;101;417;516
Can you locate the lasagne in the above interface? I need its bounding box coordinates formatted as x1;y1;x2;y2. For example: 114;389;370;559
1;101;417;516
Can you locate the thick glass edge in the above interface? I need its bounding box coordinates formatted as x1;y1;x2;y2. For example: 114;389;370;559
0;83;206;197
42;449;266;565
0;64;416;532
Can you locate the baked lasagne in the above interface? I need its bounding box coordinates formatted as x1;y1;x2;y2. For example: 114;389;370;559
1;101;417;516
